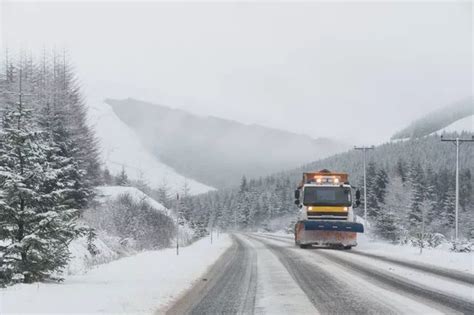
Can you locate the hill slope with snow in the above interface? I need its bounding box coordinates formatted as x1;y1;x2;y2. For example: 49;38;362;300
391;98;473;140
86;100;214;195
433;114;473;135
107;98;349;187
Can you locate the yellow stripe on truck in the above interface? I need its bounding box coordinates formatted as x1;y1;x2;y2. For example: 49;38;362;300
307;206;347;213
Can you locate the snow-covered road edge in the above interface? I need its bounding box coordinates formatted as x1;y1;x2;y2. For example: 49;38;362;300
260;232;473;274
0;234;232;314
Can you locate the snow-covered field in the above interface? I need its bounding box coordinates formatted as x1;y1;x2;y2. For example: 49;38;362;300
86;99;214;195
0;234;231;314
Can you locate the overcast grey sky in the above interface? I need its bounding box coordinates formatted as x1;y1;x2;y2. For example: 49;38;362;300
1;1;472;144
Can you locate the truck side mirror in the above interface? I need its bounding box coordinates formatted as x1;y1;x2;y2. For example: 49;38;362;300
294;189;300;199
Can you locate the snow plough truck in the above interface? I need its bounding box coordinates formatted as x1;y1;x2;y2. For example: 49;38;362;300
294;169;364;249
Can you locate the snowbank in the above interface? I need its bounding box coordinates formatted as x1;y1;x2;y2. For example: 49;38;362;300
66;233;122;276
356;234;473;274
260;232;473;274
0;234;231;314
86;99;214;195
67;185;195;276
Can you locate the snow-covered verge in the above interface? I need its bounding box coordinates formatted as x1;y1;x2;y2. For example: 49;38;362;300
0;234;231;314
86;99;214;195
356;234;474;274
260;231;473;274
67;185;194;275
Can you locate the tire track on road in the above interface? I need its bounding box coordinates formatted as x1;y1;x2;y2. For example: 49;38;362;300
247;234;396;315
166;235;257;315
254;234;474;314
259;233;474;286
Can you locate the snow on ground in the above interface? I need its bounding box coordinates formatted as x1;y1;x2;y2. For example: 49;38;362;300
96;185;172;218
257;235;445;314
94;185;194;244
327;245;473;301
431;114;473;135
261;232;473;274
356;234;474;274
0;234;231;314
66;233;122;276
243;237;318;314
86;99;214;195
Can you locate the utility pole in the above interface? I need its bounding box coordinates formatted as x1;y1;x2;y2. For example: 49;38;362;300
176;193;180;256
354;145;375;224
441;135;474;240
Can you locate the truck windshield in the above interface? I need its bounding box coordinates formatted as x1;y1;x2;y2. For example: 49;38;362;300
303;186;351;206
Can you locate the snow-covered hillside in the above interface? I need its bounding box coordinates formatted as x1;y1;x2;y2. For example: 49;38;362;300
86;100;214;195
391;98;472;140
433;114;473;135
94;185;194;242
68;186;195;275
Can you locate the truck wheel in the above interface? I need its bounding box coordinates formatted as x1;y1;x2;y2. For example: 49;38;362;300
300;244;310;249
343;246;352;250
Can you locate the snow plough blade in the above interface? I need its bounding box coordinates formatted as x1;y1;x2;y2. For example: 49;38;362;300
303;220;364;233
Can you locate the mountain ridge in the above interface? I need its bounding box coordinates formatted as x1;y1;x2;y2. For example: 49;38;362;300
106;98;350;188
391;98;473;140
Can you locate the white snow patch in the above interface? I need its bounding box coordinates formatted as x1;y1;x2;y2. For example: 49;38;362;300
261;232;473;274
86;99;214;195
0;235;231;314
96;185;171;217
66;233;122;276
432;114;473;135
357;234;474;274
93;185;194;247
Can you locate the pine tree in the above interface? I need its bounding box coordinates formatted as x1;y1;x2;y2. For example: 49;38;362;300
396;158;407;183
103;168;113;185
374;210;399;242
366;162;380;222
155;179;171;209
375;168;389;204
115;166;129;186
407;162;425;231
0;84;82;285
